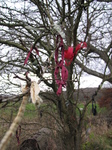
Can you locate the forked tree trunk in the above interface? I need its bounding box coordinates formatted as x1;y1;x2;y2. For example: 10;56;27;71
63;129;82;150
61;119;82;150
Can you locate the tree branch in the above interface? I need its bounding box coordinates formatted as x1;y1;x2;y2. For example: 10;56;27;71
0;40;27;51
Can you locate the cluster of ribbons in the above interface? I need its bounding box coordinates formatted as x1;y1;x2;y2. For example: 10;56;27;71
64;42;87;66
54;35;68;96
24;38;87;96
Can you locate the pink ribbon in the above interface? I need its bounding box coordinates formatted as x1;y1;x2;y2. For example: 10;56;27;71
24;47;39;65
64;42;87;66
54;35;68;96
74;42;87;55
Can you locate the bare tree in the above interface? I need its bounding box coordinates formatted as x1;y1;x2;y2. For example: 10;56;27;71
0;0;112;150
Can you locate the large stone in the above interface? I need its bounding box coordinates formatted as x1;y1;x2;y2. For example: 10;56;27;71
20;128;57;150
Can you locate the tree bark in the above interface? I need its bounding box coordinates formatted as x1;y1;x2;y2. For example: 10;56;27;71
74;129;82;150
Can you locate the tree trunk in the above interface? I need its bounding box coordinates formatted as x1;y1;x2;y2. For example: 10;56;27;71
62;128;82;150
74;129;82;150
63;133;74;150
67;65;74;101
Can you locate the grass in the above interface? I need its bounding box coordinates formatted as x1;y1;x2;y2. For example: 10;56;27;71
76;103;112;150
0;102;56;119
0;101;107;119
0;102;38;119
24;103;37;118
82;130;112;150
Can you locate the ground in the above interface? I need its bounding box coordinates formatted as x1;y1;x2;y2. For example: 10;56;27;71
0;92;112;150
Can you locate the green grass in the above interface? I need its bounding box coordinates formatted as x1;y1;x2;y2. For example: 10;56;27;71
0;102;38;119
0;101;107;120
82;133;112;150
24;103;37;118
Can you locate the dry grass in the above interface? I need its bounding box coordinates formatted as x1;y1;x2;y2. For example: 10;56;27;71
82;115;112;150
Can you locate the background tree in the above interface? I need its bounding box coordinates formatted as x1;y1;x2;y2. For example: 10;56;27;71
0;0;112;150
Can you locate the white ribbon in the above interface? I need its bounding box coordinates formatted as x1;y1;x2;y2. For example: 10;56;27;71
30;81;43;106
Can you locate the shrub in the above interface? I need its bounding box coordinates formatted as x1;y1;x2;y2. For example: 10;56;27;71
98;88;112;109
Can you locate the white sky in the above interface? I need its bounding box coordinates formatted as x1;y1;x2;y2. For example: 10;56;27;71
0;1;112;94
78;76;111;88
0;73;111;95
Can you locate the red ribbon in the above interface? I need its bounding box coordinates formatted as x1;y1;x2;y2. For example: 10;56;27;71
64;47;74;66
54;35;68;96
64;42;87;66
16;125;21;145
24;46;39;65
74;42;87;55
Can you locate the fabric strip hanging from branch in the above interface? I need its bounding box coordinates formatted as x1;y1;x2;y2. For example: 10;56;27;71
54;35;68;96
64;42;87;66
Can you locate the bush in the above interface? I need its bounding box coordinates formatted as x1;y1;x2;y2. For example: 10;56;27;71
82;141;104;150
98;88;112;109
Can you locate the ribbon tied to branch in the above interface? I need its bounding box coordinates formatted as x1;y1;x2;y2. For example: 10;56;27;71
24;46;39;65
64;42;87;66
54;35;68;96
